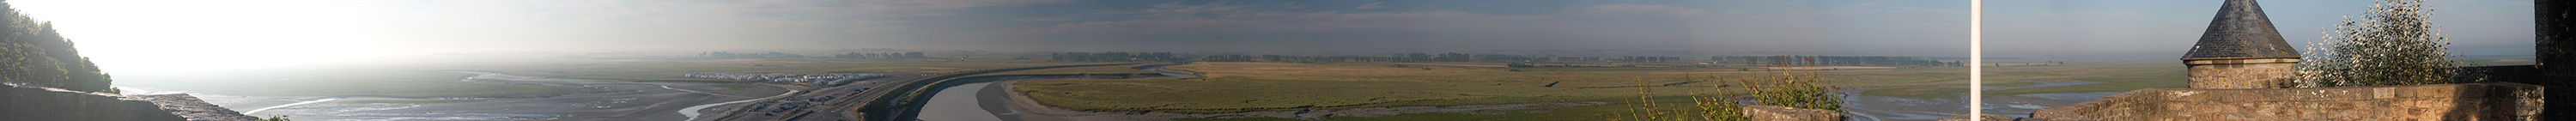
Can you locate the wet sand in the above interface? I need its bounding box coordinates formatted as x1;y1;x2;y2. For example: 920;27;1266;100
1837;81;2118;120
1839;87;1970;120
230;71;793;120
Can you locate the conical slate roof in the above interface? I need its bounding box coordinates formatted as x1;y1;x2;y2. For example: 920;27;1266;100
2183;0;2300;60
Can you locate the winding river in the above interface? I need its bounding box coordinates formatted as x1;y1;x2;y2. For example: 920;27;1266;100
905;63;1195;120
919;82;1005;121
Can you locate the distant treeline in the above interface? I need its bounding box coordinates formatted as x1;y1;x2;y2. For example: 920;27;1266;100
833;51;925;59
1051;51;1183;62
1191;52;1959;67
702;51;811;58
706;51;938;59
0;3;113;93
1711;56;1959;66
1202;52;1690;63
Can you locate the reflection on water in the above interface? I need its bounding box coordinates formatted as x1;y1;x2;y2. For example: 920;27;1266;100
1984;82;2099;90
919;82;1003;121
262;103;567;120
126;71;791;121
242;98;337;114
1840;88;1965;121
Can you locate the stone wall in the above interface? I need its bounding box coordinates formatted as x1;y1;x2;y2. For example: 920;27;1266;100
2463;65;2572;119
1741;105;1840;121
0;83;257;121
2028;82;2544;120
2185;58;2299;88
1935;114;2012;121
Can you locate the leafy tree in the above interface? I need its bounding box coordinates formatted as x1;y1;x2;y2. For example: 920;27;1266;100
2295;0;2469;88
0;2;112;92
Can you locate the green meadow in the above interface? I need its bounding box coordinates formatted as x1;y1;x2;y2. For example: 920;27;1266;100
1013;62;1969;113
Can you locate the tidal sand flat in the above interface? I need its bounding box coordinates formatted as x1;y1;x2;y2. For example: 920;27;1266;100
234;71;792;120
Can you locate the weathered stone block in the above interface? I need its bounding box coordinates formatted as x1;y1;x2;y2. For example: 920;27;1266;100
2187;60;2299;88
1742;105;1840;121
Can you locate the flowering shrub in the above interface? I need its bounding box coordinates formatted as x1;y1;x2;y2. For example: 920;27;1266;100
2295;0;2477;88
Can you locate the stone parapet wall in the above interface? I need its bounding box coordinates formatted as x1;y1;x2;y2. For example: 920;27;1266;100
1741;105;1840;121
1934;113;2013;121
2030;82;2544;120
2464;65;2574;119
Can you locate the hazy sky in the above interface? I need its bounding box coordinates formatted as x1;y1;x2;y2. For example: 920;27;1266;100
10;0;2537;73
1988;0;2535;60
9;0;1971;72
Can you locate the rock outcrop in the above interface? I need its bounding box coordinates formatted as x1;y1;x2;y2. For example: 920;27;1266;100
2;82;258;121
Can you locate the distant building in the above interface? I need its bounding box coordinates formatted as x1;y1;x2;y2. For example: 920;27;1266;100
2181;0;2300;88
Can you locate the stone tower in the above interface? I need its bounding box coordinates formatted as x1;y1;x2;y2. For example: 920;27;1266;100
2183;0;2300;88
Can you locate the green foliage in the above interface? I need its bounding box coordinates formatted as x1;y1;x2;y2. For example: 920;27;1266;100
1610;77;1747;121
1612;58;1847;121
259;115;290;121
0;2;112;92
2296;0;2472;88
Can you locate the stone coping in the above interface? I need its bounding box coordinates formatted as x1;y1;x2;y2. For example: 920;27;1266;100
1742;105;1841;121
2028;82;2544;120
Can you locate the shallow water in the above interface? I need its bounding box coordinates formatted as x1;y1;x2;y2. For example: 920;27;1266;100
1984;81;2100;90
143;71;790;121
263;102;569;120
242;98;338;114
1840;88;1967;121
919;82;1004;121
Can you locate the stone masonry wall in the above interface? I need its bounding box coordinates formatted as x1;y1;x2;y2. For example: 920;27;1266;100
2029;82;2544;120
2187;61;2298;88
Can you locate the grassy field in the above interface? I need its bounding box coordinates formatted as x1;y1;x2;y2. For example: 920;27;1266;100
1174;96;1708;121
412;58;1115;82
1859;88;1970;100
1013;62;1967;113
969;63;1163;76
1963;61;2190;96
